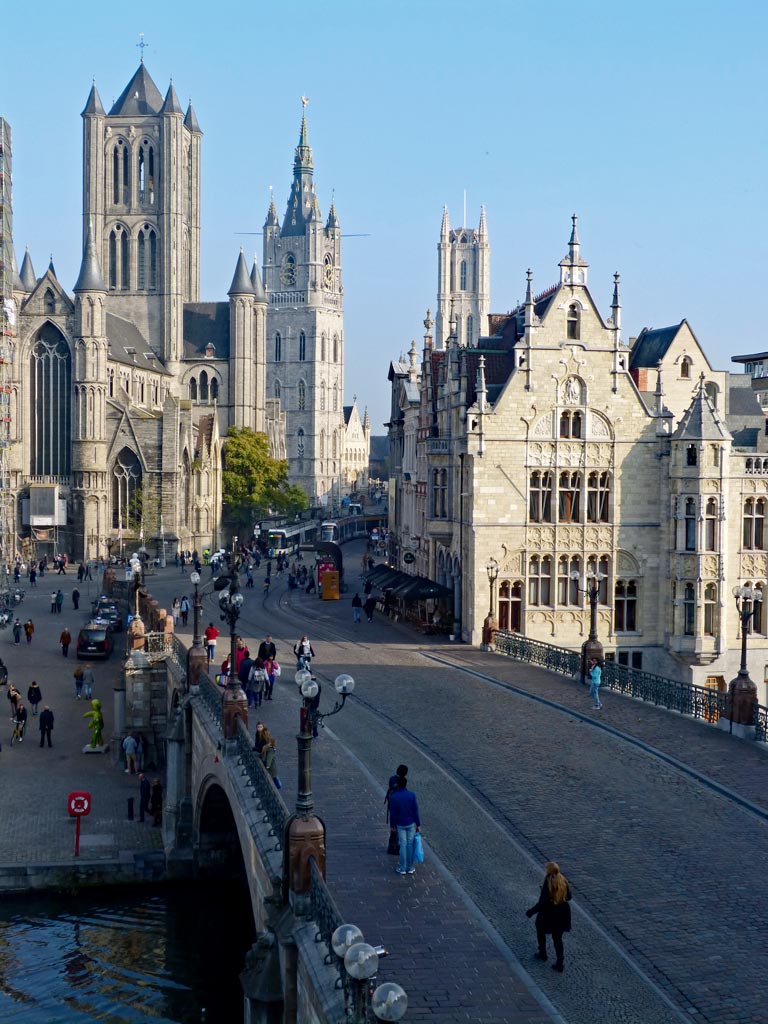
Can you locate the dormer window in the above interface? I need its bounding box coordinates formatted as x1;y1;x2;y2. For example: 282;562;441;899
680;357;692;379
686;444;697;467
566;304;580;340
205;343;215;359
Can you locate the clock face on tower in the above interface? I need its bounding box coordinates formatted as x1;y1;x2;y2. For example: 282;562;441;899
280;254;296;288
323;254;334;289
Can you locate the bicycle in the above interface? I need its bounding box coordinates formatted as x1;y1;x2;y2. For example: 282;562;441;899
10;717;24;746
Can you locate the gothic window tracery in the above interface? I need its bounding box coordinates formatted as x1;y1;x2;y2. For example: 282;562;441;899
297;428;305;459
498;580;522;632
112;447;142;529
138;141;155;204
298;380;306;410
138;225;157;290
112;141;130;205
299;331;306;361
30;325;71;476
275;332;282;361
108;225;130;290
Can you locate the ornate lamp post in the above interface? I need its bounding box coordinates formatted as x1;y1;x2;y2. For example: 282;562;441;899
331;924;408;1022
215;550;247;738
186;570;206;689
286;671;355;904
728;584;762;729
571;569;606;685
482;557;499;650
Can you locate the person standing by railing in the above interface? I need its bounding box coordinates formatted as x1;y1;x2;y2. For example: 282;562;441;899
588;657;602;710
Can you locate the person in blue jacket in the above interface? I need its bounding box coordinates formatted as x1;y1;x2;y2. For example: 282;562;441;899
388;776;421;876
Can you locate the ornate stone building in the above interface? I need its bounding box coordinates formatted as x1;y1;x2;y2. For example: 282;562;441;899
5;62;287;560
388;214;768;699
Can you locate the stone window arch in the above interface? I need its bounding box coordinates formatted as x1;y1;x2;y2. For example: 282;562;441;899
137;225;157;290
30;324;71;476
112;447;142;529
297;427;305;459
298;380;306;410
138;139;155;203
112;140;130;205
108;224;130;290
566;303;580;340
498;580;522;632
299;331;306;361
460;259;467;290
275;332;282;362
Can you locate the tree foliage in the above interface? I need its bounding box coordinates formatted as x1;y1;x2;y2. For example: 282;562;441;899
222;428;307;529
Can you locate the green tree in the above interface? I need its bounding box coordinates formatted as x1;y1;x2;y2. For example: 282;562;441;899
222;428;307;529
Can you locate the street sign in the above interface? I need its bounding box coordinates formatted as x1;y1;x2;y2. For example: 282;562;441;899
68;791;92;857
403;552;415;564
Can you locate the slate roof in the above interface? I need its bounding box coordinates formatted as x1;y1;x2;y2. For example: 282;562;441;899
161;83;183;115
184;103;202;134
183;302;230;360
73;221;106;292
19;248;36;291
629;323;683;369
250;257;267;302
732;351;768;364
109;64;164;116
228;250;256;296
106;313;171;375
343;405;353;425
674;386;730;442
82;84;106;117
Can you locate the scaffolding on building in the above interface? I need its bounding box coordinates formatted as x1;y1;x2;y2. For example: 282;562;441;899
0;119;16;624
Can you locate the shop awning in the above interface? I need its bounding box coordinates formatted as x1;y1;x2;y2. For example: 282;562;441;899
389;574;453;601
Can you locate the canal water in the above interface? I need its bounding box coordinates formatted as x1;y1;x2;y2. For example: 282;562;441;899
0;883;255;1024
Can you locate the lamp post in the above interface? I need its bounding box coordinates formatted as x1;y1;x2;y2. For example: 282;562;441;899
186;570;206;689
331;924;408;1023
482;557;499;650
728;584;763;730
571;569;606;685
286;671;355;903
215;547;247;738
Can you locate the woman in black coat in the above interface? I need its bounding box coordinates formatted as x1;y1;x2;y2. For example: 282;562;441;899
526;861;572;972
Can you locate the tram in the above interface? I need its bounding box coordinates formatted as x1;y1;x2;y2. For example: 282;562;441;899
319;521;339;543
266;521;319;556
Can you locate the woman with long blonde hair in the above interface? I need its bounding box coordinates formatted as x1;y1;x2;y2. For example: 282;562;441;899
526;861;572;972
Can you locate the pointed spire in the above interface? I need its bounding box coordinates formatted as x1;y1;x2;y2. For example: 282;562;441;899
326;197;339;230
408;339;418;381
477;354;488;413
654;360;665;415
250;255;267;303
74;218;106;292
569;213;580;257
48;255;57;279
109;63;164;115
19;247;36;292
307;195;322;223
184;102;202;134
81;82;106;117
611;271;622;333
282;104;315;236
363;406;370;431
265;196;279;229
478;204;487;238
440;206;450;241
162;82;183;115
448;299;457;347
559;213;588;283
423;309;434;350
525;268;534;305
228;248;256;296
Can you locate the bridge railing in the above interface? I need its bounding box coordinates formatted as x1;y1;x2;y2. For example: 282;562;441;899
234;718;289;849
309;856;344;980
493;630;762;738
196;669;223;729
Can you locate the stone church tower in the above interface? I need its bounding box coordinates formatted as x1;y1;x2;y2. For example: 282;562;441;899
435;206;490;348
263;110;346;504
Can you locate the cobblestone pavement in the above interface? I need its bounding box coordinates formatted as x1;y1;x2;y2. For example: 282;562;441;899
0;570;162;869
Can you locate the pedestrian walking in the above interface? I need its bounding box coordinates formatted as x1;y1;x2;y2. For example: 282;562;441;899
238;651;255;704
50;590;57;613
526;861;572;972
250;662;266;708
39;705;54;748
82;665;95;700
180;595;190;626
257;634;277;663
55;589;64;613
389;775;421;876
57;558;66;575
13;702;28;742
172;598;180;626
84;561;93;581
293;635;315;669
263;657;278;700
352;592;362;624
150;778;163;826
72;588;80;610
138;773;151;822
204;622;219;662
73;665;84;700
27;681;42;715
588;657;602;710
363;578;373;597
363;595;376;622
77;562;84;582
60;627;72;657
122;732;138;774
12;618;21;645
23;619;34;645
29;567;37;587
7;684;20;715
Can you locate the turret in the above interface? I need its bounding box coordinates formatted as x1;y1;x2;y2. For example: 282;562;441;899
228;250;256;430
19;247;36;292
559;214;589;286
251;255;267;433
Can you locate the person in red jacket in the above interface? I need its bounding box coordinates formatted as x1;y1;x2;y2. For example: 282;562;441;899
204;622;219;662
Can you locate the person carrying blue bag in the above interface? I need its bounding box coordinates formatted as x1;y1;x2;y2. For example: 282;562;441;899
389;776;421;877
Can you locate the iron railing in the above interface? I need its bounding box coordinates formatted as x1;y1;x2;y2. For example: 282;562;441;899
493;630;766;742
197;669;222;728
234;718;289;848
309;856;344;972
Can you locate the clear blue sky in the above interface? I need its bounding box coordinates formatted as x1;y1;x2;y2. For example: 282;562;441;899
5;0;766;431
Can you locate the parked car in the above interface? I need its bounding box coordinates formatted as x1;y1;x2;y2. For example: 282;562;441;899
76;622;114;660
92;597;124;632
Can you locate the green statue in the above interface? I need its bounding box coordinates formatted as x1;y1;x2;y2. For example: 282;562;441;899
84;698;104;748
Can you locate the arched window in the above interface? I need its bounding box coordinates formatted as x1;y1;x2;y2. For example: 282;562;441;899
298;381;306;410
754;584;764;633
558;555;581;605
320;381;326;411
743;498;765;550
299;331;306;361
705;497;718;550
332;432;337;458
189;377;197;401
323;253;334;290
567;304;580;340
683;582;695;635
529;471;553;523
586;555;610;603
528;556;552;606
321;333;326;361
498;580;522;632
684;497;696;550
459;260;467;290
333;382;338;411
680;357;692;379
112;141;130;205
297;427;305;459
199;370;209;403
559;410;582;439
138;141;155;203
319;430;325;458
137;225;157;290
280;253;296;287
30;325;71;476
108;369;115;398
210;378;219;402
587;471;610;523
704;583;717;636
108;225;130;291
466;315;473;346
275;333;282;362
333;335;339;363
558;471;581;522
615;579;638;632
274;380;281;400
44;289;55;314
686;444;698;467
112;447;142;529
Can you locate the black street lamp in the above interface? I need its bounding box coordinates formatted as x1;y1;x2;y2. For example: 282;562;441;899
186;569;206;690
286;670;355;900
215;547;247;738
483;557;499;650
571;569;606;685
728;584;763;729
190;570;202;649
331;924;408;1022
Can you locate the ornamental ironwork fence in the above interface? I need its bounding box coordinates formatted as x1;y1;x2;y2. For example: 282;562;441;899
308;856;344;979
493;630;766;743
234;718;289;849
196;668;223;729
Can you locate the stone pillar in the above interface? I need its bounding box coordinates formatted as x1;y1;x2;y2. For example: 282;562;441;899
187;645;207;689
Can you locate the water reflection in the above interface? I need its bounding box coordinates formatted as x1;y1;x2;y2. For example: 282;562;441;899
0;883;254;1023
